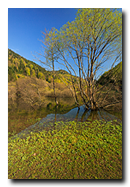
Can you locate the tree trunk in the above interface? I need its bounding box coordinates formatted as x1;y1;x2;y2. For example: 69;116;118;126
90;60;98;110
72;79;79;107
52;57;57;104
78;54;89;109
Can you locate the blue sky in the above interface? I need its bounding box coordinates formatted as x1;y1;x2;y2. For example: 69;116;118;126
8;8;122;76
8;8;77;69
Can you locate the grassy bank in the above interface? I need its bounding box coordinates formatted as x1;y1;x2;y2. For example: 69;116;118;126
8;120;122;179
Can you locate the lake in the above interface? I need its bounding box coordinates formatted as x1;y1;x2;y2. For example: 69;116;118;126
8;97;122;139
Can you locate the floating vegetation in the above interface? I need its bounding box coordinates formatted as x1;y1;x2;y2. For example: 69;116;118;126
8;120;122;179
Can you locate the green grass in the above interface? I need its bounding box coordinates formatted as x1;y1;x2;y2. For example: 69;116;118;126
8;120;122;179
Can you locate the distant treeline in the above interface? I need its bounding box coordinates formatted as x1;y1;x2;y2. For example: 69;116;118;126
8;49;71;83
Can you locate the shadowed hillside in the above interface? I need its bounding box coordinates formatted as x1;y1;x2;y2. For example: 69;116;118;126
96;62;122;110
97;62;122;91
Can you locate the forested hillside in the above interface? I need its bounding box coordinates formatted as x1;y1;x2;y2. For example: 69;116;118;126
8;49;122;111
8;49;46;82
8;49;71;84
8;49;76;111
97;62;122;91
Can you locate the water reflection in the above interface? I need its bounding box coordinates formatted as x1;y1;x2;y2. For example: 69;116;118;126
13;105;122;139
8;97;77;137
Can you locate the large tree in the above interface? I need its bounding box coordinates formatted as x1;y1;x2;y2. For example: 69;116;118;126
42;8;122;110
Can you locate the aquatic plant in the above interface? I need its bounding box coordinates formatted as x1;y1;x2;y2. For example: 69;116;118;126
8;120;122;179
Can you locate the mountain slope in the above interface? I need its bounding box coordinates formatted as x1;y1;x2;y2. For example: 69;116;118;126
8;49;75;111
8;49;48;82
97;62;122;90
8;49;70;83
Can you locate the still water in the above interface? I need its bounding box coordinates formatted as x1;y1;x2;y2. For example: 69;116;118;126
11;102;122;139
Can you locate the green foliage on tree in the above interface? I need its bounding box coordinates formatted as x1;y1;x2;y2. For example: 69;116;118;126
25;67;30;76
31;69;36;77
38;72;45;79
43;8;122;110
30;64;33;70
8;66;16;81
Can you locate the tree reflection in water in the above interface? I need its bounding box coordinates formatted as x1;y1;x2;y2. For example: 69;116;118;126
11;105;122;140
